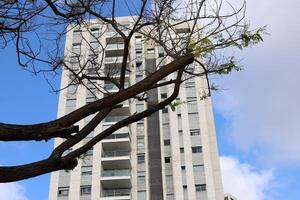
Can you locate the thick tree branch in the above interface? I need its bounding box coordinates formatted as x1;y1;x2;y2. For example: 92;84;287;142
0;54;194;141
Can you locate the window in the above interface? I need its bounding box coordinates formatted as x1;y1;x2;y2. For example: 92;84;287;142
190;129;200;136
188;113;200;129
137;136;144;148
162;107;168;113
85;147;93;156
161;93;167;98
80;185;91;195
187;97;197;103
195;184;206;192
178;130;183;135
119;24;129;31
73;29;82;35
165;157;171;163
137;122;144;130
90;41;99;52
136;62;142;68
181;166;186;170
136;104;144;113
147;48;155;54
81;166;92;176
86;96;96;104
193;165;204;179
138;175;146;184
58;187;69;196
66;98;76;107
91;27;99;32
186;87;196;98
180;147;184;153
136;74;143;82
72;42;81;48
159;52;164;57
138;191;147;199
66;98;76;114
187;100;198;114
185;81;195;88
82;171;92;176
183;185;187;189
137;154;145;164
90;28;100;39
166;193;174;200
192;146;202;153
164;139;170;146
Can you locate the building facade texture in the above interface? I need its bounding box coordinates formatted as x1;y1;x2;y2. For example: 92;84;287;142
49;17;223;200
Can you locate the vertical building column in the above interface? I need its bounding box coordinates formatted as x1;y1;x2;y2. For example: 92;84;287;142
145;58;164;200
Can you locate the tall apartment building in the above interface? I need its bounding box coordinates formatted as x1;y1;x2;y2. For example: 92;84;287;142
49;16;223;200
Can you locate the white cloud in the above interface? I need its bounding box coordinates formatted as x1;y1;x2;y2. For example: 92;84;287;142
220;156;273;200
0;182;28;200
212;0;300;166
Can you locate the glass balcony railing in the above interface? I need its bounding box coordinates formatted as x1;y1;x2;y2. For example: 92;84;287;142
104;83;118;91
102;150;130;158
104;82;129;91
104;133;129;140
105;56;124;63
104;116;127;123
105;44;124;50
102;189;131;197
103;69;130;77
102;169;130;177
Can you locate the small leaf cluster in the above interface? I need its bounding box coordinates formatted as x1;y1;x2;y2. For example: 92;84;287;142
169;100;185;111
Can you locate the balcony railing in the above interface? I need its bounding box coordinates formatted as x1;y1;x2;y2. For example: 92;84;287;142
102;189;131;197
105;56;124;63
104;116;128;123
105;44;124;50
102;169;130;177
102;150;130;158
104;82;129;91
104;133;129;140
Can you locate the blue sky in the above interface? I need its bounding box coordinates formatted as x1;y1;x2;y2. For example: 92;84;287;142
0;0;300;199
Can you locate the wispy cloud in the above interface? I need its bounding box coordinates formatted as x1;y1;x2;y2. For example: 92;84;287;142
220;156;273;200
0;182;28;200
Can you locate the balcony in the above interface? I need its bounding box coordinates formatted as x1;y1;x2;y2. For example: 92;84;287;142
101;132;131;147
104;115;128;123
100;189;131;200
104;66;130;78
101;169;131;188
105;56;124;64
104;82;129;92
101;150;131;169
102;150;130;158
103;132;130;140
102;169;130;177
105;44;124;51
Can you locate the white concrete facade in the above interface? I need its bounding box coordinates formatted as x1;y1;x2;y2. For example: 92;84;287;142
49;17;223;200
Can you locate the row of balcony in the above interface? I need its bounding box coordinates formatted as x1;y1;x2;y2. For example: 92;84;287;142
100;129;131;199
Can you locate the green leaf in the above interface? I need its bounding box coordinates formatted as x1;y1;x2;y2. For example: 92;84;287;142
169;101;185;111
